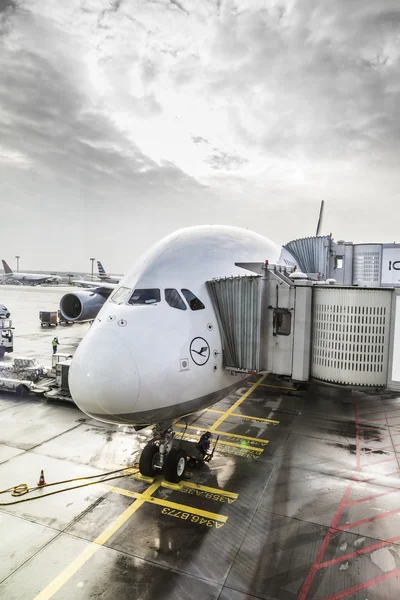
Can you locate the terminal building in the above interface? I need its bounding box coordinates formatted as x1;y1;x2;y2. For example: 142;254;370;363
281;234;400;288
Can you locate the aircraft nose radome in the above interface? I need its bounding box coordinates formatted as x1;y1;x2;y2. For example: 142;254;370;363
69;330;140;418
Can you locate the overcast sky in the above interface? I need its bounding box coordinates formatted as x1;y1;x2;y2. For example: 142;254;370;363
1;0;399;272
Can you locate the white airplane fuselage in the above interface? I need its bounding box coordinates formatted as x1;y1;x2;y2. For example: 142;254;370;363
69;226;279;427
5;272;61;283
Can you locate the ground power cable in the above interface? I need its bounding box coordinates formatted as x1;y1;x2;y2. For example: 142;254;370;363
0;464;139;506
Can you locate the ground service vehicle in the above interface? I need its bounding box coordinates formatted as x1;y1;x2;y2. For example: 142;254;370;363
0;319;14;357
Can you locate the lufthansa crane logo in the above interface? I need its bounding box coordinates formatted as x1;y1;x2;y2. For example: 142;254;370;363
190;337;210;366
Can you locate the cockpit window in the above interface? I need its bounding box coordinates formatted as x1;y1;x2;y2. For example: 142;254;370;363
181;289;205;311
165;289;187;310
129;289;161;305
110;286;132;305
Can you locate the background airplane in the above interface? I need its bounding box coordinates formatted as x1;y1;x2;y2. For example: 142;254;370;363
67;224;280;483
97;261;122;284
1;260;62;284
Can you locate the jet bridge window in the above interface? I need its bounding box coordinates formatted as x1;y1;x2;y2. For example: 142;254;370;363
273;308;292;336
165;289;187;310
129;289;161;305
110;286;132;305
335;256;344;269
181;289;205;311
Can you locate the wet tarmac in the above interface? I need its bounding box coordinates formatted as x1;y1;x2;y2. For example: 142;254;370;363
1;288;400;598
1;377;400;599
0;285;90;366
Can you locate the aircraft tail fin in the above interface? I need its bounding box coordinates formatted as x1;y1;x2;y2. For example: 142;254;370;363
2;260;13;275
97;261;108;278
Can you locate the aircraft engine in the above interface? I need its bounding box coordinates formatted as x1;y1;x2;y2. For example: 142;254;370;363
59;291;106;322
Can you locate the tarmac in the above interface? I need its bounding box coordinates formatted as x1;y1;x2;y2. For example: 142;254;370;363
1;287;400;599
0;285;90;366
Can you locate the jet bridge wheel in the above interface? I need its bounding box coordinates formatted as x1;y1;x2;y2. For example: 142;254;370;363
163;448;187;484
139;442;160;477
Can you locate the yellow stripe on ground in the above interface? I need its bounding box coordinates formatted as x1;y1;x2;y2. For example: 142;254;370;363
206;407;279;425
34;481;161;600
177;433;264;452
209;375;267;432
232;413;279;425
107;485;228;523
182;481;238;499
174;422;269;445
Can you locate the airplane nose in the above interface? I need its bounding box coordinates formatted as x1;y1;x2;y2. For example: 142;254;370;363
69;329;140;423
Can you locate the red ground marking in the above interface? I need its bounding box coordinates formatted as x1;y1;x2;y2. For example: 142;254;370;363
298;396;400;599
355;469;400;484
343;487;400;507
297;396;361;600
368;414;400;424
359;407;400;418
361;456;398;468
317;535;400;569
361;442;400;455
320;566;400;600
337;506;400;531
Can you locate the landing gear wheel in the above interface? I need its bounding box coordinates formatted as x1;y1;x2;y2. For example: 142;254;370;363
163;448;187;483
139;443;159;477
187;458;197;469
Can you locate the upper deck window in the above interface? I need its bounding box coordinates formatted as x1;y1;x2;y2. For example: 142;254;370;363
181;289;205;311
110;286;132;305
165;289;186;310
129;289;161;305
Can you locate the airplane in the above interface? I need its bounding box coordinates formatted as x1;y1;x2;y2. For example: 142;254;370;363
97;261;122;284
1;260;62;284
66;224;281;484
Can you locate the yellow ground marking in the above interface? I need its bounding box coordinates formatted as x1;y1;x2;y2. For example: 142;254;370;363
206;408;279;425
231;413;279;425
177;432;264;453
133;473;155;483
161;481;181;491
209;375;267;432
33;481;161;600
174;422;269;445
259;383;297;391
181;481;238;499
105;485;228;523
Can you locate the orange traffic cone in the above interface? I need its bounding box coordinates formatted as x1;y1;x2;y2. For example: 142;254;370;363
37;470;46;487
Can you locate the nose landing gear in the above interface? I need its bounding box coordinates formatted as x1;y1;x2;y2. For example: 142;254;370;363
138;423;218;483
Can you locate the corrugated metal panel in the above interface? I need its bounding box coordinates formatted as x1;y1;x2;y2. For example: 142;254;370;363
206;276;261;371
283;236;330;275
311;287;392;386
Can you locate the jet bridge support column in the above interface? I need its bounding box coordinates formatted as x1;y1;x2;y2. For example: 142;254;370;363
291;284;312;381
260;272;312;381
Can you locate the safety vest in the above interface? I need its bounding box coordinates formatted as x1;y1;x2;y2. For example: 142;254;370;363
52;339;58;347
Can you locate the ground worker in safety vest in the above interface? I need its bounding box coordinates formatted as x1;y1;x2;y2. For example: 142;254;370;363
52;337;60;354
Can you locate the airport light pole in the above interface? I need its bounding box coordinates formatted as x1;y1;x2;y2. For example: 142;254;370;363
15;255;20;272
90;258;95;281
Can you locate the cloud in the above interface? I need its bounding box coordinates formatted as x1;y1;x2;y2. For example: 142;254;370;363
205;150;248;170
0;0;400;270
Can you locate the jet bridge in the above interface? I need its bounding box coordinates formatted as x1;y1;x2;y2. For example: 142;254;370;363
206;263;313;382
206;263;400;388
